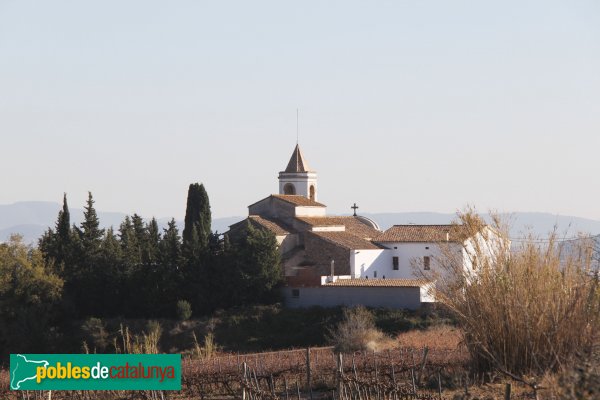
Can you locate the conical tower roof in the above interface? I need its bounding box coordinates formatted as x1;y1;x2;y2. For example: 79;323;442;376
284;144;312;173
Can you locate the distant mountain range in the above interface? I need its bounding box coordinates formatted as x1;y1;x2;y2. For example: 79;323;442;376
2;201;600;244
0;201;244;244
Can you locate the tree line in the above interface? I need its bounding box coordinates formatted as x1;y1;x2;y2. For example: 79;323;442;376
0;184;282;354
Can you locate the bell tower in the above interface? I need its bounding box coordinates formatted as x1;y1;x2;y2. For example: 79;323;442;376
278;144;318;201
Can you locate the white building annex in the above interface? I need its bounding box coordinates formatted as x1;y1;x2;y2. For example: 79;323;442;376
228;144;499;310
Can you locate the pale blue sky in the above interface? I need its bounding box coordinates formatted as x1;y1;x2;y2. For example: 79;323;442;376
1;1;599;220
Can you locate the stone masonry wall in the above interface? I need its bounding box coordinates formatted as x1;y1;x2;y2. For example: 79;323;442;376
304;232;351;276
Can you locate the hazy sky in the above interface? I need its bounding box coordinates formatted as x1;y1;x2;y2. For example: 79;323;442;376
1;1;599;221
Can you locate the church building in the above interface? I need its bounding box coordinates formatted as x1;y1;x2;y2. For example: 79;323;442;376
228;144;495;309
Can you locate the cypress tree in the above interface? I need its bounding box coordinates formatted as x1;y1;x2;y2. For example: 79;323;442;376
56;193;71;242
39;193;73;274
182;183;211;251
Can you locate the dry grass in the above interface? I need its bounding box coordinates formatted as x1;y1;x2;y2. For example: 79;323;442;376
113;321;162;354
190;331;220;359
433;210;600;382
396;324;464;350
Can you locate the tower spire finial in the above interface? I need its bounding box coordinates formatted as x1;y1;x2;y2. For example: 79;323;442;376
296;108;299;144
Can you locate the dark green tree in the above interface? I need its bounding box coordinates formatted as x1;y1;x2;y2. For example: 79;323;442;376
154;219;183;316
65;192;107;317
182;183;211;257
160;219;182;269
144;218;161;266
96;228;124;316
39;193;73;272
76;192;105;258
56;193;71;243
119;216;140;267
132;214;147;245
228;223;283;305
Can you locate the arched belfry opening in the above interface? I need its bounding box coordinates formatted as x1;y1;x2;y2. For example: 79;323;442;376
284;183;296;195
278;144;318;201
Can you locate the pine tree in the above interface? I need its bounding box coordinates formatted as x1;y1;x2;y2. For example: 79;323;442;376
132;214;146;243
96;228;124;316
144;218;161;265
160;219;182;269
119;216;140;267
77;192;105;257
156;219;183;316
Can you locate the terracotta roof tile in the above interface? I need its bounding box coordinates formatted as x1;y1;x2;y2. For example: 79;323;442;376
375;225;469;243
324;278;431;287
296;216;380;239
271;194;326;207
248;216;291;236
309;231;382;250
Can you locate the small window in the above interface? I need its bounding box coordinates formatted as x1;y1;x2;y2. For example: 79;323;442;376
392;256;399;270
424;256;431;270
283;183;296;195
373;271;377;278
292;289;300;298
394;246;397;249
425;246;429;250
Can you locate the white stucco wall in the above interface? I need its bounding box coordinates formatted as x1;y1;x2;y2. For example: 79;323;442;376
311;225;345;232
278;172;318;200
295;206;327;217
361;242;464;279
282;286;424;310
349;249;387;278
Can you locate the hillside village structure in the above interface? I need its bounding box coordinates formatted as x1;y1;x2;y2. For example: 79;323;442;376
229;145;496;309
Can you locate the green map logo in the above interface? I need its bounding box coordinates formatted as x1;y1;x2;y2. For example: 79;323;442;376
11;354;49;389
9;354;181;390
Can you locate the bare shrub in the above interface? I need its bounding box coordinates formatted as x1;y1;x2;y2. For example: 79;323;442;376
330;306;387;353
434;210;600;379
